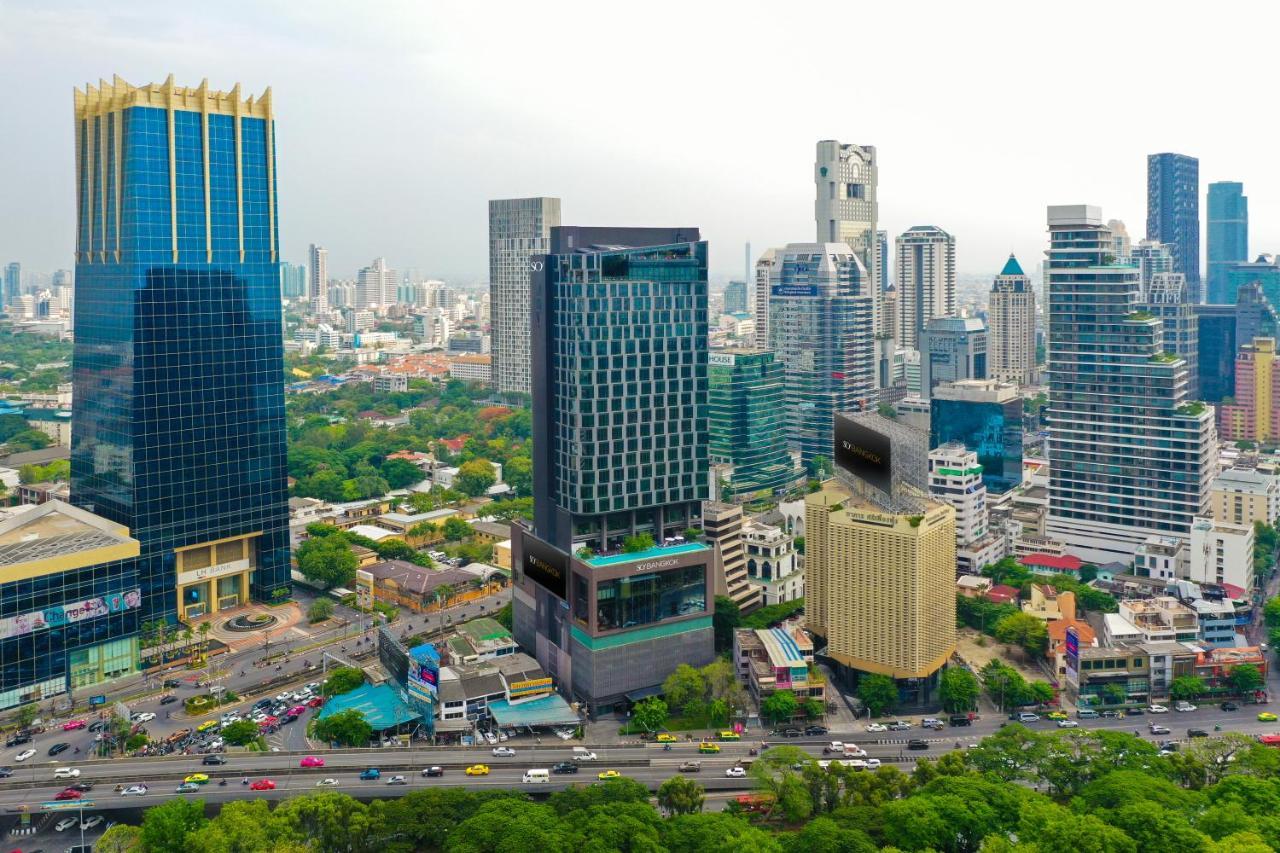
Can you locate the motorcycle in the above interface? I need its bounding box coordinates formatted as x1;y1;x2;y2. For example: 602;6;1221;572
749;747;759;756
663;744;672;752
219;779;228;786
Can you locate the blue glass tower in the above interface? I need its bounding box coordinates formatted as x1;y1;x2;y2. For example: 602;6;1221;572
71;76;290;624
1147;153;1200;302
1207;181;1248;304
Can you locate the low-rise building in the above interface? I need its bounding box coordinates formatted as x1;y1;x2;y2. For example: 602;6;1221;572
732;626;824;712
1022;584;1072;621
1193;646;1269;693
1142;641;1199;696
742;519;802;605
956;575;992;598
355;561;479;612
448;354;493;385
447;617;518;663
1018;552;1084;576
1188;516;1255;592
1119;597;1200;644
1211;467;1279;526
1134;535;1185;581
1071;645;1150;705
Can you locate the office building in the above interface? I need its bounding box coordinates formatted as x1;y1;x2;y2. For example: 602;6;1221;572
489;197;561;396
1208;182;1248;305
875;230;889;291
1140;272;1199;399
766;243;876;466
513;226;714;714
742;519;802;605
814;140;878;286
707;349;797;497
703;502;760;613
723;280;747;315
1219;338;1280;443
357;257;396;311
928;443;988;547
1196;282;1280;403
752;248;777;346
4;262;20;307
1227;255;1280;310
308;244;328;313
1045;205;1214;564
1211;467;1280;527
1129;240;1174;297
71;76;291;623
279;261;306;299
1147;153;1201;302
987;254;1037;385
920;316;985;398
929;379;1023;494
895;225;956;349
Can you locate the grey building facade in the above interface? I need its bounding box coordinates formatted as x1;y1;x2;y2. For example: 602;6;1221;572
1147;153;1200;302
920;316;986;398
489;197;560;396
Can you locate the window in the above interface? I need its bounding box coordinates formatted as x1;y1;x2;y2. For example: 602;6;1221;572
595;565;706;631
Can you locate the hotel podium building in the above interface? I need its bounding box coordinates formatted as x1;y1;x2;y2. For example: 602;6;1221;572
70;76;290;625
513;227;715;715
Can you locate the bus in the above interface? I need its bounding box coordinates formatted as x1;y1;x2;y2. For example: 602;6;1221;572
1257;734;1280;747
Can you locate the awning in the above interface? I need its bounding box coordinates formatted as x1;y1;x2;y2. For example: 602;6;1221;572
488;695;581;728
624;684;664;703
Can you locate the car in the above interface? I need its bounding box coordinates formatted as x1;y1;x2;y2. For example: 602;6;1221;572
176;782;201;793
132;712;156;723
492;746;516;757
864;723;888;733
423;766;444;777
1175;702;1198;712
250;779;276;791
464;764;489;776
53;768;80;779
805;725;829;736
1100;710;1119;718
1046;711;1068;721
698;742;721;754
1126;707;1144;716
1150;724;1171;735
597;770;622;780
1221;702;1240;712
907;739;930;750
253;698;272;710
160;695;178;705
1148;704;1169;714
62;719;87;731
888;721;913;731
1188;728;1210;739
300;756;325;768
0;767;12;778
163;678;182;688
572;747;598;761
822;742;845;754
54;789;82;801
483;731;498;745
88;720;107;732
1057;720;1079;729
656;733;679;743
183;773;210;785
1259;712;1278;722
359;768;381;780
1077;709;1099;719
121;785;148;796
197;720;219;733
287;705;307;718
843;745;868;758
14;749;35;762
275;692;292;703
307;697;324;708
1018;713;1040;723
55;818;78;832
48;742;70;756
5;733;31;747
80;816;103;831
552;762;579;775
725;766;747;778
865;758;882;770
202;754;228;765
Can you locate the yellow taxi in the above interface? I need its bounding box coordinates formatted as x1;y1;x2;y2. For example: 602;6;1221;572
597;770;622;781
465;764;490;776
698;742;721;754
1047;711;1068;721
656;733;678;743
183;773;210;785
717;731;742;741
197;720;220;733
1258;712;1278;722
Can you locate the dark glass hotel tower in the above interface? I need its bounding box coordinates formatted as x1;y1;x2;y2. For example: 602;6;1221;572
71;76;289;624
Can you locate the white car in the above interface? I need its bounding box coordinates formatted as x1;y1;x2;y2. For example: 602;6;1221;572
483;731;498;745
275;693;292;703
572;748;598;761
1148;704;1169;714
53;768;80;779
306;682;321;692
132;712;156;723
491;746;516;757
14;749;35;762
55;817;77;832
121;785;148;796
864;723;888;733
81;816;103;830
1175;702;1198;712
316;778;339;787
864;758;881;770
725;766;747;778
1057;720;1079;728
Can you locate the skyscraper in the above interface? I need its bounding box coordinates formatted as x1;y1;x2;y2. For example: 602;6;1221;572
3;262;19;307
766;243;875;466
489;197;561;396
1140;272;1199;399
1045;205;1214;564
1195;282;1280;404
920;316;986;398
814;140;878;286
930;379;1023;495
875;230;890;291
308;243;328;313
752;248;777;346
895;225;956;349
987;254;1037;385
1218;338;1280;444
279;262;306;298
514;226;714;713
71;76;290;623
707;348;797;497
356;257;396;311
723;280;747;315
1129;239;1175;296
1207;182;1248;305
1147;152;1201;302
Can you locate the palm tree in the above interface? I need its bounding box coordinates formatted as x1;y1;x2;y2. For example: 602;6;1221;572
156;622;169;666
181;625;194;661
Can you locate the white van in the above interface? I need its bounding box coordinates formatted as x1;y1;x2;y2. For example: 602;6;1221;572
572;747;597;761
522;769;550;784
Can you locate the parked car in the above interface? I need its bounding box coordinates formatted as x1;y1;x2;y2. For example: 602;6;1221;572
80;816;104;831
5;733;31;747
677;761;701;773
423;766;444;777
55;817;79;832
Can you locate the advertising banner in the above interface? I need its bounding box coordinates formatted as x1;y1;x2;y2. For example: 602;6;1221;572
0;588;141;640
833;414;893;495
521;535;569;600
1065;626;1080;682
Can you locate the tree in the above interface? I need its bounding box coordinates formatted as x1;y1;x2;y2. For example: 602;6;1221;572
662;664;707;716
4;428;50;452
762;690;799;724
632;697;669;733
96;824;142;853
1171;675;1207;701
374;538;417;562
940;666;980;713
505;455;533;496
857;674;897;717
442;516;472;541
657;775;706;816
15;702;37;729
623;532;656;553
802;697;826;720
1228;664;1264;696
139;797;208;853
313;709;373;746
220;719;262;746
380;458;424;489
712;595;741;654
1101;682;1128;706
321;666;365;697
993;611;1050;657
661;812;783;853
454;459;497;497
308;598;335;623
296;536;358;589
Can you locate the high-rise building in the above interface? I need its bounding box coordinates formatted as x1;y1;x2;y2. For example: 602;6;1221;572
1129;239;1175;297
875;230;890;291
814;140;878;286
703;502;760;613
1219;338;1280;444
707;348;797;498
929;379;1023;495
928;442;1001;573
308;244;328;313
356;257;396;311
766;243;875;466
723;280;748;315
1207;182;1248;305
3;262;20;308
1045;205;1214;563
71;76;290;623
1148;152;1201;302
895;225;956;349
987;254;1037;385
279;262;306;298
920;316;985;398
1227;255;1280;310
1140;272;1199;399
513;226;714;714
489;197;561;396
752;248;777;347
1196;282;1280;404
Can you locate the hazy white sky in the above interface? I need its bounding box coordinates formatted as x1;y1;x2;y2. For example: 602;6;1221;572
1;0;1276;282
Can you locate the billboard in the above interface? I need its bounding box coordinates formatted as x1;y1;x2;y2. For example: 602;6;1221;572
407;643;440;703
521;535;569;600
833;413;893;495
1065;626;1079;683
508;677;554;700
0;588;141;640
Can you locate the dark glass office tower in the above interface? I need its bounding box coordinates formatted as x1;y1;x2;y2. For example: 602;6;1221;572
71;77;290;624
1147;153;1201;302
514;227;714;714
1207;181;1248;305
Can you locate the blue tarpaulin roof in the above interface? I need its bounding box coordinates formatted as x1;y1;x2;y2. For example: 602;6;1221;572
316;682;422;731
488;694;581;728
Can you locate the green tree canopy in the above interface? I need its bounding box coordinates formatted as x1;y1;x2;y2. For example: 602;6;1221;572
455;458;497;497
940;666;980;713
312;708;373;747
321;665;366;697
857;674;897;717
658;775;706;816
296;535;358;589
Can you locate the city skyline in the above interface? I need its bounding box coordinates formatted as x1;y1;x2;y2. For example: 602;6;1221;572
3;2;1280;281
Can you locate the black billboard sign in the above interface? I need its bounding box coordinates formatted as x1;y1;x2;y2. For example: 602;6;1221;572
522;534;569;600
834;414;893;494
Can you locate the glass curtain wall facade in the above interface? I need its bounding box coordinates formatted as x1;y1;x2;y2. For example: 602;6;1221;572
71;77;290;624
1147;153;1201;302
707;349;796;497
1207;182;1248;305
929;397;1022;494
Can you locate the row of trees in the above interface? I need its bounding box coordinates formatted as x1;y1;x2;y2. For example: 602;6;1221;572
981;557;1119;614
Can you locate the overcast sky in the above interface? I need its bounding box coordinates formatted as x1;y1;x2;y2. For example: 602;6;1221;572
1;0;1276;283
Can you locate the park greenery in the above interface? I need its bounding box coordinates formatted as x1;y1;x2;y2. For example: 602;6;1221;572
311;708;374;747
0;330;73;392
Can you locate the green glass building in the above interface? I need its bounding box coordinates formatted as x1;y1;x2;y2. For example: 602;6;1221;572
708;349;797;497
